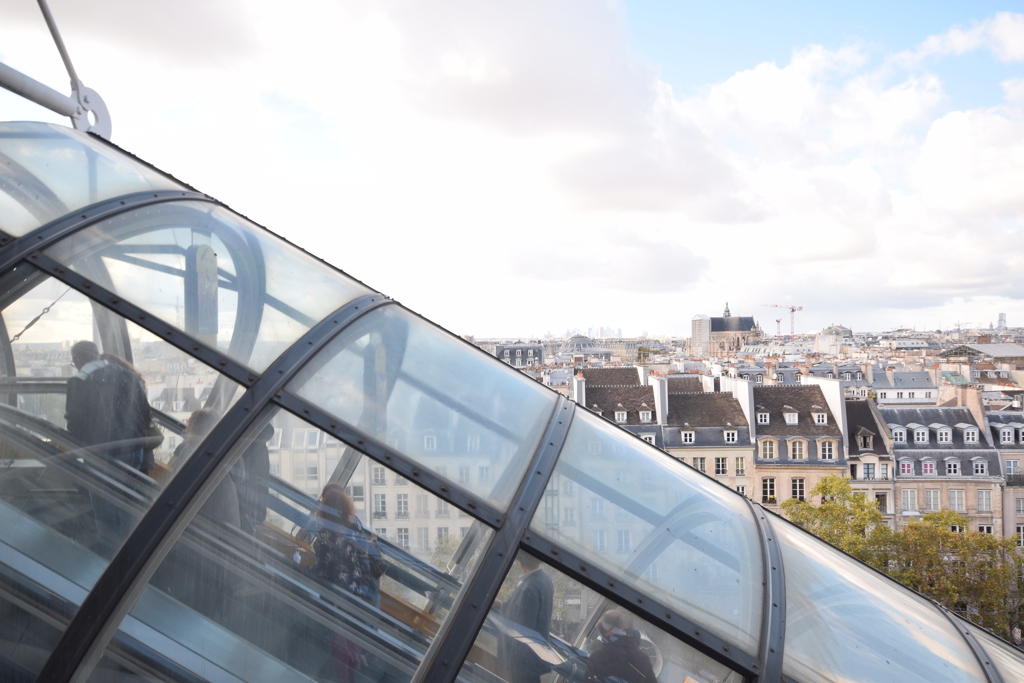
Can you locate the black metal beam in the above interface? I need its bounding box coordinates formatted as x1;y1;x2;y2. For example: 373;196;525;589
0;189;214;274
937;605;1004;683
745;499;786;683
274;391;506;529
411;398;575;683
27;254;256;388
36;293;389;683
520;531;760;678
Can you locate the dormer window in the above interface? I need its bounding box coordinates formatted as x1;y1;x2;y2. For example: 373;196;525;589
844;372;852;381
857;372;863;380
755;375;763;384
914;429;928;444
615;411;627;423
826;372;834;379
859;435;872;449
761;440;775;458
893;428;906;444
785;413;798;425
757;412;769;425
639;411;652;423
1001;428;1014;444
795;374;802;383
946;459;960;476
681;430;695;444
922;461;936;475
724;430;737;444
937;429;952;444
741;374;749;380
503;350;509;357
964;429;978;444
516;349;521;356
973;460;987;475
814;413;827;425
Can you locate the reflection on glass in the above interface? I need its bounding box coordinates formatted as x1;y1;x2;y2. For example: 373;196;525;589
0;268;240;676
0;122;184;236
86;408;493;683
530;410;763;655
44;200;373;372
776;520;984;683
457;550;742;683
288;306;558;509
972;626;1024;681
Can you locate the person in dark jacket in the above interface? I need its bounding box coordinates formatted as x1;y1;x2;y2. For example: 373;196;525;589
496;554;554;683
584;610;658;683
66;341;151;556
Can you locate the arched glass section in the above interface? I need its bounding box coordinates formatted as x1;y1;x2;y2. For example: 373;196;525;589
0;122;184;236
84;408;494;683
775;519;985;683
43;201;373;372
973;626;1024;681
530;410;764;655
458;550;742;683
287;305;558;509
0;266;241;679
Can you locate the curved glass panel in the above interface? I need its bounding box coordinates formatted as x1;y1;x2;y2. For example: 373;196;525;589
972;626;1024;681
776;519;984;683
531;410;763;655
43;200;373;372
0;122;184;236
458;550;742;683
288;305;558;509
0;265;241;678
83;408;494;683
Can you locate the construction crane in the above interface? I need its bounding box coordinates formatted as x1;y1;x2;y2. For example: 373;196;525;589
775;318;783;339
763;304;803;341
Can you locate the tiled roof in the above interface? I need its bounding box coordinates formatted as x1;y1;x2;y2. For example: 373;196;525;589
666;393;747;428
666;376;703;394
581;367;640;386
585;385;656;425
752;386;842;437
844;400;889;456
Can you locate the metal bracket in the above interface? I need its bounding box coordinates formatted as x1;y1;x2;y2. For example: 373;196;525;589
745;499;787;683
937;604;1004;683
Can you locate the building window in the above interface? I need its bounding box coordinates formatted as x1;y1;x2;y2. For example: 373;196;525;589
641;434;655;444
864;463;875;479
681;431;695;444
527;349;533;356
978;489;992;512
639;411;652;423
436;500;450;517
815;413;827;425
897;392;904;399
479;466;491;483
946;460;960;476
820;441;834;460
859;435;872;449
973;461;987;476
893;429;905;444
879;391;887;399
964;429;978;444
762;478;776;504
1009;460;1021;475
900;461;913;476
908;392;916;399
724;430;737;444
1017;498;1024;514
902;488;917;512
715;457;728;475
423;435;437;450
792;478;805;501
458;466;471;484
876;493;888;513
373;494;387;519
761;440;775;459
615;411;627;423
1002;429;1014;444
416;494;429;517
937;430;951;443
922;461;936;475
914;429;928;444
757;412;769;424
417;527;430;551
503;350;509;357
735;457;746;475
844;373;852;381
396;528;409;549
826;372;834;379
372;466;386;486
791;440;805;459
925;489;940;512
617;530;632;554
396;493;409;519
590;498;605;519
693;457;706;474
516;349;522;357
466;434;481;452
755;375;763;384
563;507;575;525
881;463;889;480
925;391;932;398
785;412;798;425
979;525;993;534
949;489;965;512
736;485;746;496
1017;526;1024;548
950;525;964;533
592;530;606;552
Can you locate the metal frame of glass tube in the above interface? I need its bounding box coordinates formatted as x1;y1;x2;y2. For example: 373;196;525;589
0;176;1011;683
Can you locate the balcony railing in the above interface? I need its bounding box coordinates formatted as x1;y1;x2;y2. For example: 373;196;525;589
1006;474;1024;487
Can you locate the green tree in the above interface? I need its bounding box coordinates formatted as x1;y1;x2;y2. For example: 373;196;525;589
780;475;890;561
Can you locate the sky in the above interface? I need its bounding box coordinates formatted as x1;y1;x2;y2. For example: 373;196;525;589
3;1;1024;339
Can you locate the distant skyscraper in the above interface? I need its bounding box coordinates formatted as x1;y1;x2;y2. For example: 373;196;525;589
998;313;1007;330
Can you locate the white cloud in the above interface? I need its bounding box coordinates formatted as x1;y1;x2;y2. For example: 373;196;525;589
914;12;1024;63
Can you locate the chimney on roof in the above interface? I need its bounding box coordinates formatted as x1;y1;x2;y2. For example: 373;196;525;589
651;374;668;426
571;374;586;408
957;385;987;438
637;365;650;386
886;367;894;386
